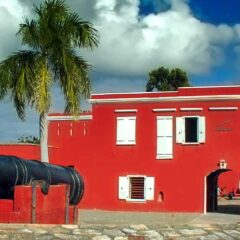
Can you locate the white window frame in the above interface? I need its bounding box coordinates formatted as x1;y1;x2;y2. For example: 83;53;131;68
118;175;155;202
176;116;205;144
116;116;136;145
156;116;173;159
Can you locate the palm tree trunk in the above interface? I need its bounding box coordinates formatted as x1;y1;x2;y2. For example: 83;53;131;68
39;113;49;163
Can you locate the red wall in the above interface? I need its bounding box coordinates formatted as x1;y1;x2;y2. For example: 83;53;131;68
0;144;40;160
0;184;76;224
48;86;240;213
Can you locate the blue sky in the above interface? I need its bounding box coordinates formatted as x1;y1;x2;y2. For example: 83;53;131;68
189;0;240;86
0;0;240;142
189;0;240;25
141;0;240;25
140;0;240;86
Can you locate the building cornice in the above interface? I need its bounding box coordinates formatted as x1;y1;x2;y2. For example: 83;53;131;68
47;115;92;121
89;95;240;104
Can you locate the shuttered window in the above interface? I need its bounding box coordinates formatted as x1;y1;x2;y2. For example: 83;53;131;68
157;116;173;159
116;117;136;145
129;177;145;200
118;176;155;201
176;116;205;144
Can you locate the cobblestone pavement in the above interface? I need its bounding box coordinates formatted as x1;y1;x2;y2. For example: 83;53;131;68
1;223;240;239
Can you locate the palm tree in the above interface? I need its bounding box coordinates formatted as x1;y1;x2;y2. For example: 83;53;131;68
0;0;99;162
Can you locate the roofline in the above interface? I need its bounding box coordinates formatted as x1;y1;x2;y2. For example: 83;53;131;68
91;91;178;96
47;115;92;121
0;143;39;146
179;85;240;89
88;95;240;104
91;85;240;96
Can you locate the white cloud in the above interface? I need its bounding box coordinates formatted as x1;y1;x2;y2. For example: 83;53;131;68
0;0;31;61
81;0;237;76
233;24;240;70
235;24;240;38
1;0;238;76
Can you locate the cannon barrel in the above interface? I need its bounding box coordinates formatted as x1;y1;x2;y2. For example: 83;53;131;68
0;155;84;205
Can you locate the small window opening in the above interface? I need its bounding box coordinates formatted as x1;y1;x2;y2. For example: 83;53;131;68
57;123;60;136
129;177;145;200
185;117;198;143
158;191;164;202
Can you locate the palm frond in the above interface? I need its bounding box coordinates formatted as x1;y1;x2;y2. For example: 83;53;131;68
65;13;99;49
0;62;11;99
31;57;51;114
52;48;91;115
71;54;91;98
35;0;68;19
13;93;26;120
0;51;39;119
18;19;40;50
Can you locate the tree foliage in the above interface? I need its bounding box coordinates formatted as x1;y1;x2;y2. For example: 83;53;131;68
17;135;40;144
0;0;99;161
146;66;190;92
0;0;99;119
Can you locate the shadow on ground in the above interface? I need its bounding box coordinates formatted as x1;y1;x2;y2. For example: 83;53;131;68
217;198;240;215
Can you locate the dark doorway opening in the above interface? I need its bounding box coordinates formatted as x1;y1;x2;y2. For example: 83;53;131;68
206;169;231;212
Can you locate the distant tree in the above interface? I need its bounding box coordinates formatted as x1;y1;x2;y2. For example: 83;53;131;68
146;67;190;92
17;135;40;144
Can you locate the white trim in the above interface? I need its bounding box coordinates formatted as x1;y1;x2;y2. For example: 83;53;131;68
116;142;136;145
115;109;137;113
47;115;92;121
89;95;240;104
204;176;207;214
126;199;146;202
156;155;173;159
91;91;178;96
157;116;174;120
153;108;176;112
127;174;146;178
91;85;240;96
209;107;238;111
180;108;203;111
180;85;240;89
182;142;200;145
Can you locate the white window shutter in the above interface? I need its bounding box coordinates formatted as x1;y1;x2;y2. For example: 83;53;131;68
118;176;129;199
176;117;185;143
198;116;206;143
157;117;173;158
116;117;136;144
117;118;125;143
145;177;155;200
127;117;136;143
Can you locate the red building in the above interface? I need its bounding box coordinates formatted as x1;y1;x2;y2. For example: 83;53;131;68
46;85;240;213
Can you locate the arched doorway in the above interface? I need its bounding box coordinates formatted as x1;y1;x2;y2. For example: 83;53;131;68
206;169;231;212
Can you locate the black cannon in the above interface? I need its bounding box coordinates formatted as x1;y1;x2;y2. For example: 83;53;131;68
0;155;84;205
